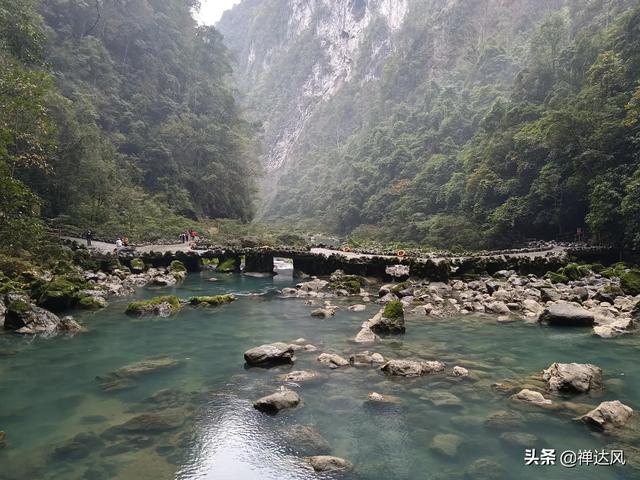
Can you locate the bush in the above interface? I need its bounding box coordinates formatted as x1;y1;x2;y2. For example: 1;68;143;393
383;300;404;320
620;269;640;296
546;271;569;284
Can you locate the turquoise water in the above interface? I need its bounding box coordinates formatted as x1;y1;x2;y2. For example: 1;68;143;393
0;272;638;480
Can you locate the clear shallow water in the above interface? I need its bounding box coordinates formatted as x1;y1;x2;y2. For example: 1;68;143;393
0;273;639;480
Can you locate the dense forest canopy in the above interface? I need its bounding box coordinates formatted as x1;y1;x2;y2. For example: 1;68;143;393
219;0;640;250
0;0;258;251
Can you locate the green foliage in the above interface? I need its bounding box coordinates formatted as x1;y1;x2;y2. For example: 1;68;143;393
546;271;569;284
620;269;640;295
382;300;404;320
216;258;237;272
222;1;640;249
0;0;259;256
8;298;31;314
130;258;145;273
188;294;235;306
169;260;186;273
126;296;181;315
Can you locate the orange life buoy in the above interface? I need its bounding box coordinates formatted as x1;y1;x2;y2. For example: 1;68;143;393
396;249;406;257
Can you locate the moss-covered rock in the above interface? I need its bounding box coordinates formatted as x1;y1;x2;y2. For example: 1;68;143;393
383;300;404;320
8;299;32;314
126;296;182;317
78;296;107;310
216;258;237;273
37;277;82;312
130;258;146;273
391;281;410;294
559;263;591;281
621;269;640;296
188;294;235;306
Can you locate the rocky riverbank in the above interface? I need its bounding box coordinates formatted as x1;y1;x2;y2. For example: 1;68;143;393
281;264;640;339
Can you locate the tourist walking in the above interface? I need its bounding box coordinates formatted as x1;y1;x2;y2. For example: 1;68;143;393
85;230;93;247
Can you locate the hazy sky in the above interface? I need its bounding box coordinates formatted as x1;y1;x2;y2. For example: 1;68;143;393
195;0;240;25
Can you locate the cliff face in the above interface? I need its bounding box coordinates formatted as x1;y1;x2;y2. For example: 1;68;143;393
220;0;409;173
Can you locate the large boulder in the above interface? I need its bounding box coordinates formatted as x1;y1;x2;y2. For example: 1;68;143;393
380;359;445;377
538;302;595;326
244;342;295;367
4;299;82;335
253;389;301;414
579;400;633;430
305;455;353;472
542;362;603;394
36;277;82;312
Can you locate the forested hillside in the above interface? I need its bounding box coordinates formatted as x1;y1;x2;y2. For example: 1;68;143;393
219;0;640;250
0;0;257;250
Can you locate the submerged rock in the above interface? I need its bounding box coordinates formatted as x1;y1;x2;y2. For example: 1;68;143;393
538;302;595;326
380;359;445;377
499;431;540;448
466;458;506;480
276;370;321;382
579;400;634;431
244;342;295;367
484;410;526;431
96;357;181;391
253;388;301;414
281;425;330;454
430;433;463;458
511;389;552;406
305;455;353;472
52;432;103;460
421;390;462;409
542;362;603;394
110;412;184;433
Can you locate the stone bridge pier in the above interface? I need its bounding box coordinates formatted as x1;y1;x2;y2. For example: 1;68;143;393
244;252;275;274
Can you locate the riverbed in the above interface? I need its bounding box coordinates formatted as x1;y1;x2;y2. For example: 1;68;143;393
0;272;637;479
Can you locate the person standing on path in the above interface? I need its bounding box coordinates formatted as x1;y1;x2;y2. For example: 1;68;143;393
86;231;93;247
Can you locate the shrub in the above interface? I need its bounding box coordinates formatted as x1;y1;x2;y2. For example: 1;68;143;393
383;300;404;320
